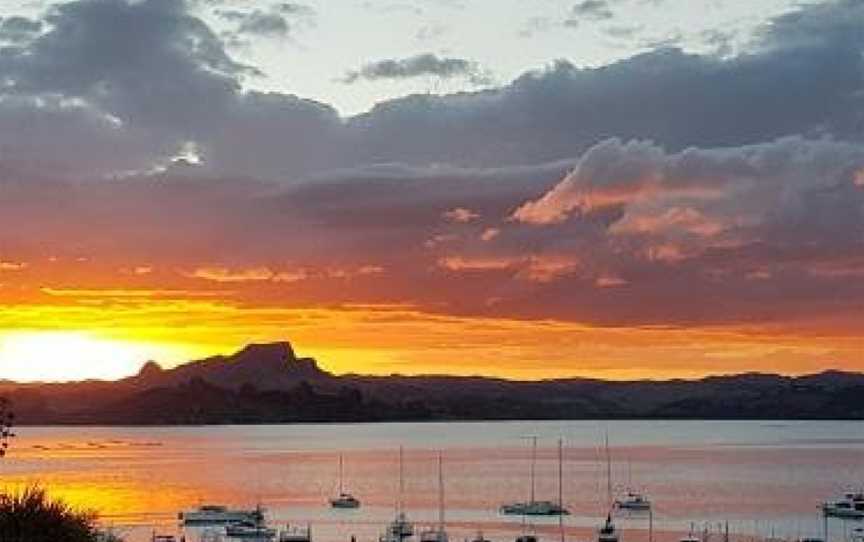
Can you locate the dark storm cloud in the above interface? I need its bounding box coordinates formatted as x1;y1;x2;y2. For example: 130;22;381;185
0;0;252;136
1;0;864;182
0;0;337;179
341;53;492;85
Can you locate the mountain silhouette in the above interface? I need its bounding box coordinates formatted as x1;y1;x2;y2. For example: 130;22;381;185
128;342;330;391
1;341;863;424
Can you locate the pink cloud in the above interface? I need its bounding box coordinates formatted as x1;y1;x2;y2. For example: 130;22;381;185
442;207;480;223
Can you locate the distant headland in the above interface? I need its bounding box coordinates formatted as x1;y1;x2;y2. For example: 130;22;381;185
2;341;863;424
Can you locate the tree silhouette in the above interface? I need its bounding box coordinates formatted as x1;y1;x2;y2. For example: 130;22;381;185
0;397;15;458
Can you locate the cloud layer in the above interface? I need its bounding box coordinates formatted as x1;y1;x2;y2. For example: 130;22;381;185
1;0;862;182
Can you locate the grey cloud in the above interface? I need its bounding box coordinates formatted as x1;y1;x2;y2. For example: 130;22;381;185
513;137;864;231
700;28;737;56
217;9;289;37
756;0;864;52
518;17;553;39
0;16;43;43
1;0;864;185
274;3;315;16
416;23;447;42
566;0;614;27
0;0;255;132
341;53;493;85
603;24;643;40
0;0;329;179
360;2;423;16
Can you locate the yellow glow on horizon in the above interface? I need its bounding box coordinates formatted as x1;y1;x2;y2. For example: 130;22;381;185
0;296;861;382
0;331;179;382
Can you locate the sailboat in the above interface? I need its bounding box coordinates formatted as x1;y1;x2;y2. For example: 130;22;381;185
678;523;700;542
330;454;361;509
597;431;620;542
419;452;449;542
380;447;415;542
500;437;569;516
615;461;651;512
512;439;569;542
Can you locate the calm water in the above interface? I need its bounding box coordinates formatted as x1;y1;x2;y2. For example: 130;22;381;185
2;421;863;542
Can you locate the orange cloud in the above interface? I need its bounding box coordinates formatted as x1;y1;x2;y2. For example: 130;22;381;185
595;275;628;288
437;255;515;271
612;207;726;236
0;261;27;271
186;267;307;283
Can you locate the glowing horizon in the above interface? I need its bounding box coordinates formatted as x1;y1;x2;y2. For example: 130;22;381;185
0;297;859;383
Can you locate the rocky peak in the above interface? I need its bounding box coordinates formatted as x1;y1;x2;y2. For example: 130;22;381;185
128;341;329;391
137;360;164;379
232;341;297;369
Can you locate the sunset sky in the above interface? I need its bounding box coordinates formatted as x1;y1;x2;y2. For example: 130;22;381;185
0;0;862;382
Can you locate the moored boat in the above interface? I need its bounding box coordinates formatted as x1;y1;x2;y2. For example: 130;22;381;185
598;515;619;542
380;447;415;542
381;513;415;542
822;491;864;519
597;432;620;542
615;491;651;512
679;523;700;542
500;500;568;516
418;453;449;542
225;521;277;540
278;525;312;542
500;437;569;516
179;504;264;525
330;454;361;509
330;493;361;509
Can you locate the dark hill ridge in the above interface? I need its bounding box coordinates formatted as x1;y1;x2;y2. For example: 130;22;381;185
129;342;330;391
1;341;863;424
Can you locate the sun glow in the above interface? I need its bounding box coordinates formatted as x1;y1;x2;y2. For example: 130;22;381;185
0;332;156;382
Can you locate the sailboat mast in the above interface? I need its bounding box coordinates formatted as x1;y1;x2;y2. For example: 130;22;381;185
399;446;405;514
438;452;445;532
605;431;612;510
339;454;344;494
558;438;565;542
627;458;632;490
530;436;537;503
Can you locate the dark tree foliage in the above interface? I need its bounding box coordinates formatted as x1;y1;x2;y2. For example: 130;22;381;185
0;486;101;542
